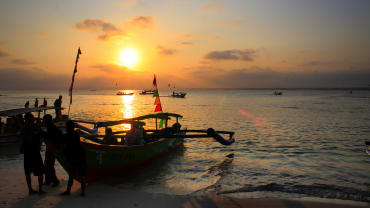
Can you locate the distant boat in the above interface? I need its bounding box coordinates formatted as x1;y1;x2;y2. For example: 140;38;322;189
139;89;155;95
90;89;97;92
116;91;134;96
273;91;283;95
171;91;186;98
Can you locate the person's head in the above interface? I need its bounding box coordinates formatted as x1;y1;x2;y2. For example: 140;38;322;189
66;120;75;133
43;114;53;126
172;122;181;131
105;128;113;135
59;95;62;100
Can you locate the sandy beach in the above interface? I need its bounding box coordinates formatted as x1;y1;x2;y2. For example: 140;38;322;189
1;170;368;208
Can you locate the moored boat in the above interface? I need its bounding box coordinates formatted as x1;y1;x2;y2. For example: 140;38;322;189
171;91;186;98
273;91;283;95
56;113;185;182
116;91;134;96
139;89;155;95
55;112;235;183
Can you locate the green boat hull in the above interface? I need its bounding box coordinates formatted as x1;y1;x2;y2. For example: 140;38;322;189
56;133;185;182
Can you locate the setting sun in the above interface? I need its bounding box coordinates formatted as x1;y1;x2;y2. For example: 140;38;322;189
119;49;139;69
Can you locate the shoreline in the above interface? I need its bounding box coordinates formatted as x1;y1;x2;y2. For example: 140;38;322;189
1;171;368;208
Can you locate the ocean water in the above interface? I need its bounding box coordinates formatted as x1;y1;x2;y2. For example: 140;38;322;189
0;89;369;202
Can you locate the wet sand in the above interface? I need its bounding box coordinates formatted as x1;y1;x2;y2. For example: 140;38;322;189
0;171;368;208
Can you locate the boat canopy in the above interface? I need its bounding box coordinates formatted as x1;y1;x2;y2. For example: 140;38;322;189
97;113;183;128
0;106;61;117
73;113;182;128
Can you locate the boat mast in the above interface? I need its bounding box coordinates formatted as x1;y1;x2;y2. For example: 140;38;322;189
68;47;82;116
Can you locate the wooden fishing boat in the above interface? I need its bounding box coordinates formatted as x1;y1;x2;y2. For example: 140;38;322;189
273;91;283;95
139;89;155;95
171;91;186;98
116;91;134;96
55;112;235;183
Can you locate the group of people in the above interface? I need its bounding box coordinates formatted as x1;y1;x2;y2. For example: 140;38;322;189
102;122;182;146
24;96;62;120
20;113;86;196
24;98;47;108
102;123;145;146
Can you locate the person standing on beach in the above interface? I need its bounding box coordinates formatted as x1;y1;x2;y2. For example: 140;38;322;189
42;98;47;107
54;95;62;120
24;101;29;108
42;114;62;186
62;121;87;196
41;98;48;114
34;98;39;108
21;113;45;195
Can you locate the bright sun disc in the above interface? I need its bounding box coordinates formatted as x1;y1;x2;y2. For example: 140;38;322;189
119;49;138;68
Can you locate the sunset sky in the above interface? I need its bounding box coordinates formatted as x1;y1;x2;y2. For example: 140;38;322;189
0;0;369;89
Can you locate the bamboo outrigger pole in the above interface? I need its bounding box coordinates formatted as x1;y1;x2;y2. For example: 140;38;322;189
68;47;82;116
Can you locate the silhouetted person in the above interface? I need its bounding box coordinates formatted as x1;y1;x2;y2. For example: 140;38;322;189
54;95;62;120
21;113;45;195
25;101;29;108
125;124;144;145
34;98;39;108
41;98;48;114
42;98;47;107
42;114;62;186
103;128;117;145
62;121;86;196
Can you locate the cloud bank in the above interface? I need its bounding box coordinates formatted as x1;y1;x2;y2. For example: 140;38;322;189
204;49;257;61
1;66;369;90
10;59;35;65
190;67;370;88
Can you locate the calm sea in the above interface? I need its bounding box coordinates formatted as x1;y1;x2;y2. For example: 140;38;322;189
1;89;369;202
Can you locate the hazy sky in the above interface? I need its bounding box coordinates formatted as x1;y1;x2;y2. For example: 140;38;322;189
0;0;369;89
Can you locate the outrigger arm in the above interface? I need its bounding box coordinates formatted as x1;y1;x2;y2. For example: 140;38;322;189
146;128;235;146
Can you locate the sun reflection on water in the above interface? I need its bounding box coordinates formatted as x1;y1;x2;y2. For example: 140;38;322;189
119;93;135;130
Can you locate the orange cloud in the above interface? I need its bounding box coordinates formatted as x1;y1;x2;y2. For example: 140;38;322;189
204;49;257;61
180;41;193;46
157;45;176;55
75;19;124;40
129;16;154;28
10;59;35;65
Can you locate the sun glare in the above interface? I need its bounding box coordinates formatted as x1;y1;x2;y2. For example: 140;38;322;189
119;49;139;69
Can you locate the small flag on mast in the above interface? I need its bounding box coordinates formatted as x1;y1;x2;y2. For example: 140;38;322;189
153;74;163;113
68;47;82;115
